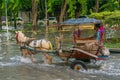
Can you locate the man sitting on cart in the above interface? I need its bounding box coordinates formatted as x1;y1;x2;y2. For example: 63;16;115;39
94;23;105;46
73;27;81;45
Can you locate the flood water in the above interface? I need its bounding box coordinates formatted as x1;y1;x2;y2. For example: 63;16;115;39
0;31;120;80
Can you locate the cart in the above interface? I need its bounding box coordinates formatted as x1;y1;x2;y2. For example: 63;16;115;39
55;18;110;71
19;18;110;71
56;38;110;71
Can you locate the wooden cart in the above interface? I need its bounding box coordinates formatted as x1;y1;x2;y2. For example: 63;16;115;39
20;18;110;71
57;38;110;71
55;18;110;71
21;36;110;71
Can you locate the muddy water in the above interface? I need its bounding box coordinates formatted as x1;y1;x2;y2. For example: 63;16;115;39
0;32;120;80
0;41;86;80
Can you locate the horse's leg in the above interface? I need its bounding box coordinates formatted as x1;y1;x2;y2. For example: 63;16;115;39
30;54;35;62
21;49;28;58
45;53;52;64
28;51;35;62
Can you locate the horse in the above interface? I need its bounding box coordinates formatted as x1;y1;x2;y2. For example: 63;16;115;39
15;31;53;64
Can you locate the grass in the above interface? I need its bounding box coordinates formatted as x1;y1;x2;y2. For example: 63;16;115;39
104;38;120;48
105;42;120;48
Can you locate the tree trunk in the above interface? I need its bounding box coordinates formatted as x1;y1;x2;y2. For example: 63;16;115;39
13;15;17;29
95;0;99;12
118;0;120;10
59;0;67;22
75;3;81;18
0;10;2;30
40;0;45;14
32;0;38;31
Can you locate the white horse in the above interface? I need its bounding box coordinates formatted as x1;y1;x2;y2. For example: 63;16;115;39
15;31;53;64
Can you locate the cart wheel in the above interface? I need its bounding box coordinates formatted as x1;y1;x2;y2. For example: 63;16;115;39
90;58;96;64
70;60;88;71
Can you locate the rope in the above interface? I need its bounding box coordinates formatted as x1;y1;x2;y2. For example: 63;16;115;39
20;45;56;53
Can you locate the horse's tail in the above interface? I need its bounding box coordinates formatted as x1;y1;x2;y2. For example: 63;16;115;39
49;42;53;50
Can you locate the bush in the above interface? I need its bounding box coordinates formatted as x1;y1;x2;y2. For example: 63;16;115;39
89;11;120;27
105;13;120;25
89;11;112;19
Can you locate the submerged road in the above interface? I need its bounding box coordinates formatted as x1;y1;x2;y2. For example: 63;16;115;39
0;41;120;80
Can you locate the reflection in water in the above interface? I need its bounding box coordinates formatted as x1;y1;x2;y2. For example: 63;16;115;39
0;32;120;80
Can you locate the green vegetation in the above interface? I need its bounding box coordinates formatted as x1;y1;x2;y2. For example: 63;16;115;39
0;0;120;48
104;37;120;48
89;11;120;26
105;43;120;48
1;0;120;30
90;11;120;48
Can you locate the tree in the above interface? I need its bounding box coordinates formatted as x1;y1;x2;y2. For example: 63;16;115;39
98;0;119;11
59;0;67;22
95;0;99;12
0;0;3;30
7;0;21;29
32;0;38;31
47;0;62;22
67;0;87;18
20;0;32;23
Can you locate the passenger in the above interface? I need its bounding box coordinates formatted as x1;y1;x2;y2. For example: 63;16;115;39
73;29;77;44
99;24;105;45
94;23;104;45
77;28;81;38
73;27;81;44
94;25;100;44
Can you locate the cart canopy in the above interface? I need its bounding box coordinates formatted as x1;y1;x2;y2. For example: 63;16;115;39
61;18;102;25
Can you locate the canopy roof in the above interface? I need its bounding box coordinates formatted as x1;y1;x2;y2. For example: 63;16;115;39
61;18;102;25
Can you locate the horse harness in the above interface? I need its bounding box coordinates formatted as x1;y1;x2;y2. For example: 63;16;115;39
33;39;50;50
33;40;43;48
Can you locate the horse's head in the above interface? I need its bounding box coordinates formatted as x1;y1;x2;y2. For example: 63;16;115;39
15;31;22;44
15;31;28;44
15;31;35;45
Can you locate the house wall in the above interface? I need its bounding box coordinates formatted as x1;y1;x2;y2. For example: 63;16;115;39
18;11;32;23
